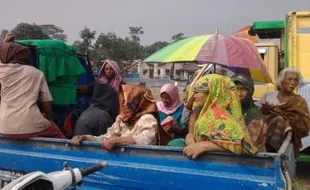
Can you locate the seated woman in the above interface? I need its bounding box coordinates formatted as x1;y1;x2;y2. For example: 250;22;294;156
0;41;65;139
169;74;258;159
232;75;267;152
157;84;187;144
257;68;310;155
77;59;122;94
73;81;119;136
73;60;123;136
71;84;159;150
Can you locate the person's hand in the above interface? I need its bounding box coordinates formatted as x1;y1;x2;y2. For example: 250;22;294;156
163;124;173;132
3;32;15;43
185;133;195;145
260;102;273;114
71;135;87;146
77;85;88;93
183;141;207;159
101;138;116;151
270;105;281;115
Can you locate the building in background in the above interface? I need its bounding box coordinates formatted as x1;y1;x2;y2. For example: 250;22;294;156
124;60;199;80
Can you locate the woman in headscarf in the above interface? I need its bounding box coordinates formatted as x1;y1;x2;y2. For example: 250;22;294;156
77;60;123;94
169;74;257;159
73;60;123;136
73;81;119;136
157;84;186;144
257;68;310;156
232;74;267;152
71;84;159;150
0;41;65;139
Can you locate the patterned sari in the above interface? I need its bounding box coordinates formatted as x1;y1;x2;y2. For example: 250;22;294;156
193;74;257;155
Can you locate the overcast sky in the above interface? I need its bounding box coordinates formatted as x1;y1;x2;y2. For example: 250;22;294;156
1;0;309;45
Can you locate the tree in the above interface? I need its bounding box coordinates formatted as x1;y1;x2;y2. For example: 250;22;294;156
92;32;125;66
127;26;144;60
75;26;96;55
172;32;185;41
129;26;144;43
80;26;96;46
12;23;50;40
39;24;67;41
144;41;169;57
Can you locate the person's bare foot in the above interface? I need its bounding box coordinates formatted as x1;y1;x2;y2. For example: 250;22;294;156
183;141;208;159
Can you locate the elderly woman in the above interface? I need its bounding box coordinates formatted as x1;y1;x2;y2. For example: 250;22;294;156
74;60;123;136
169;74;257;159
77;60;123;94
157;84;186;144
71;84;159;150
232;75;267;152
0;41;65;139
257;68;310;155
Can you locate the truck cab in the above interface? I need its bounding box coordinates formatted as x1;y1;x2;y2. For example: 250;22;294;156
252;11;310;99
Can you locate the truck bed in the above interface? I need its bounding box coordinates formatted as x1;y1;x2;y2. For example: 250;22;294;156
0;137;288;190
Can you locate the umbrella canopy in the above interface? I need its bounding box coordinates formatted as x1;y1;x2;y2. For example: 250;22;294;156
144;34;272;83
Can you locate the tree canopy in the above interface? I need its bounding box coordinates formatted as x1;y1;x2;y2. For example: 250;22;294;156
4;22;188;73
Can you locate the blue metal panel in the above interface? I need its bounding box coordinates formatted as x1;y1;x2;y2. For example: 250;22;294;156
0;137;285;190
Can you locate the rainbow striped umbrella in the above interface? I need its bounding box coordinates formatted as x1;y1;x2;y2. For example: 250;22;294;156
144;34;272;83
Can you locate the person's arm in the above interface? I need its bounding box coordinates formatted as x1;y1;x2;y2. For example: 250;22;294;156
71;120;119;145
3;32;15;43
77;82;95;94
101;115;158;150
42;101;53;121
170;115;187;135
130;115;158;145
109;136;136;146
39;74;53;121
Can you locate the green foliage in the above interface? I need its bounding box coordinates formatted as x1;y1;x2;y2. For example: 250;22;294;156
9;23;67;42
39;24;67;41
172;32;186;41
12;23;50;40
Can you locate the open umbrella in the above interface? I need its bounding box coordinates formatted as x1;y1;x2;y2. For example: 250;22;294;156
144;34;272;83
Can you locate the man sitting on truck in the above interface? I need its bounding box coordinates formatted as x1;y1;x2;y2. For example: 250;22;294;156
0;33;65;139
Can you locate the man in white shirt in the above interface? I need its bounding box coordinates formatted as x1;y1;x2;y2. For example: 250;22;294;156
0;33;65;139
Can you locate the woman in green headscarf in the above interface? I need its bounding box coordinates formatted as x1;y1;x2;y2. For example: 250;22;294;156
178;74;258;159
231;75;267;152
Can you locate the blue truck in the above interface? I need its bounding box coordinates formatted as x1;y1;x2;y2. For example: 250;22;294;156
0;40;297;189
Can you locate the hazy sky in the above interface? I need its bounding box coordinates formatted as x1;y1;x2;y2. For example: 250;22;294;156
1;0;309;45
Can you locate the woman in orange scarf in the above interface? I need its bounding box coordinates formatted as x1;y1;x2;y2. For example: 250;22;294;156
71;84;159;150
